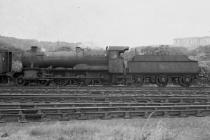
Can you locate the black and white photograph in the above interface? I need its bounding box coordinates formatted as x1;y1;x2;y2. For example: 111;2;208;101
0;0;210;139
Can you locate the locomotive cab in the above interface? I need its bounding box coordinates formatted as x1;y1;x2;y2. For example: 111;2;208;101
106;46;129;84
107;46;129;73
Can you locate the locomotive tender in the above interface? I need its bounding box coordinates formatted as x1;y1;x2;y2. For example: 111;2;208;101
0;46;201;87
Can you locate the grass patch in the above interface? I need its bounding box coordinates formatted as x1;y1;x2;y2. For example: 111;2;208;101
0;117;210;140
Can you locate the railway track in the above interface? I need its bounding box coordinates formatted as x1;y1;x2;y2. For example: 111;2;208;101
0;85;208;90
1;103;210;122
0;86;210;122
0;86;209;96
0;93;210;122
0;94;210;103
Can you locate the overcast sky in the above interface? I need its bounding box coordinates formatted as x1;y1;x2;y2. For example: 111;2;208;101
0;0;210;47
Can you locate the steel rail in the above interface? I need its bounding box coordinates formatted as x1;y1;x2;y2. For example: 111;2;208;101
0;104;210;122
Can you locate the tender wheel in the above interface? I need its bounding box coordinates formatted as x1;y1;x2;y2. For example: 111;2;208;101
179;75;192;87
16;77;26;86
134;75;144;86
53;79;69;86
156;75;168;87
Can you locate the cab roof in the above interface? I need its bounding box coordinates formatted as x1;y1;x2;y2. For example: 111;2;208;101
107;46;129;52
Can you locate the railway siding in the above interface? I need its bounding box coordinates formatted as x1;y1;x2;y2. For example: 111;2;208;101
0;87;210;122
0;104;210;122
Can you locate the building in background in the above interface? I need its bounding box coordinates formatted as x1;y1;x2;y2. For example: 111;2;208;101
174;36;210;49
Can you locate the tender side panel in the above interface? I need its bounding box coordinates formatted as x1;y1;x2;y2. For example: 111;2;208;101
128;61;200;74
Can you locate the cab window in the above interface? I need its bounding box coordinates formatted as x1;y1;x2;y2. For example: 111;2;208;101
109;51;118;59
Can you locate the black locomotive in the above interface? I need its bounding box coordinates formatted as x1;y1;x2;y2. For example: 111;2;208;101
0;46;201;87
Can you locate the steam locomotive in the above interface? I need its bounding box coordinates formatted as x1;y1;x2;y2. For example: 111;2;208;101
0;46;201;87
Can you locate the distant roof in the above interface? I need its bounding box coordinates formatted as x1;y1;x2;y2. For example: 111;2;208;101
107;46;129;52
0;46;10;52
174;36;210;40
0;42;22;52
132;55;194;62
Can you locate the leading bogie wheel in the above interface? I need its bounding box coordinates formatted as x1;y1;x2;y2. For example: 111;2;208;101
16;77;26;86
